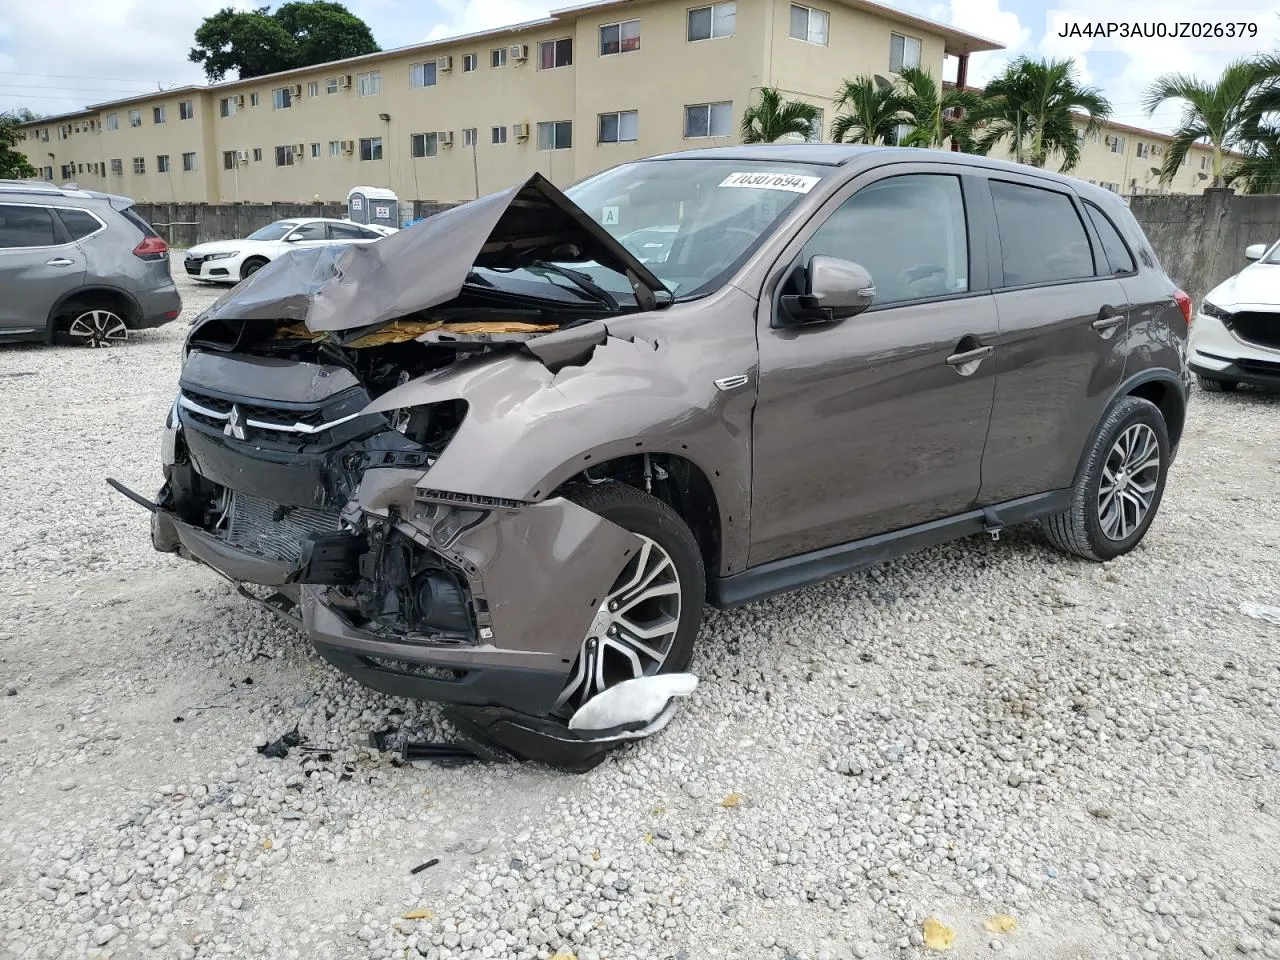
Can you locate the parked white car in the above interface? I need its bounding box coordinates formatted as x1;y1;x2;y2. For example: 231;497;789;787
182;218;395;284
1190;239;1280;392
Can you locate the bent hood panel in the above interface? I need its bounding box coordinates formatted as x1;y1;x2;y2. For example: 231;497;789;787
192;173;665;333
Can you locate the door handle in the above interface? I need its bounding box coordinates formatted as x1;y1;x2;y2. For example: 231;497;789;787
945;344;994;367
46;258;76;267
1092;308;1125;332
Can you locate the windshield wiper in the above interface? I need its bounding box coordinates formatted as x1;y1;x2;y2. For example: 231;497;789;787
528;261;619;312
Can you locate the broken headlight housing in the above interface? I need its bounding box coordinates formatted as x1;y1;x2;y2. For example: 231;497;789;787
387;400;468;459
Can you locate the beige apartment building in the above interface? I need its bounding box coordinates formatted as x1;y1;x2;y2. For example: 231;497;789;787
15;0;998;205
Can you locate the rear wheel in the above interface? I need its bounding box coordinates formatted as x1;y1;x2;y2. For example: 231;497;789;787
1196;373;1238;393
553;484;705;718
66;308;128;347
1042;396;1170;561
240;257;268;280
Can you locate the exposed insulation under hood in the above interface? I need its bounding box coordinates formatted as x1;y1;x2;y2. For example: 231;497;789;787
273;319;560;348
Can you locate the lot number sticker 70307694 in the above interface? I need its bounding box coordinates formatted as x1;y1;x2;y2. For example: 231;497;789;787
719;172;821;193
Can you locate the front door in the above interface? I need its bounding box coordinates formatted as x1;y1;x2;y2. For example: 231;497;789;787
750;170;999;567
0;203;86;336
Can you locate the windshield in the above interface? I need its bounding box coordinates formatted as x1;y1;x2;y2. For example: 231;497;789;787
559;158;831;301
1264;240;1280;264
246;221;298;241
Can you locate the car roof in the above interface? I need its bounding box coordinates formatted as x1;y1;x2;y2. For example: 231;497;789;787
0;179;123;204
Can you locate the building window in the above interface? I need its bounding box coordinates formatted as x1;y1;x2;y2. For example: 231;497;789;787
132;157;145;174
889;32;921;71
179;100;194;120
1136;141;1149;158
128;110;142;127
491;47;507;68
600;19;641;55
105;113;119;131
789;4;829;44
359;136;383;160
308;81;319;97
110;159;123;176
252;147;262;162
358;71;381;96
463;53;478;72
154;104;168;124
329;140;342;157
327;78;339;94
249;92;260;106
155;154;170;173
1091;129;1100;143
1075;128;1085;145
492;125;508;144
275;145;295;166
273;87;293;109
182;152;197;172
1200;155;1210;170
598;110;638;143
1109;135;1126;154
538;38;573;69
311;142;321;158
684;101;732;138
223;151;236;170
219;97;236;118
536;120;573;150
805;109;823;142
410;132;438;158
60;164;74;181
462;127;478;147
410;61;438;88
688;3;736;41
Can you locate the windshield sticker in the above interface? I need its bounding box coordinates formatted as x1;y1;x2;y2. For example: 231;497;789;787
600;205;620;226
719;172;820;194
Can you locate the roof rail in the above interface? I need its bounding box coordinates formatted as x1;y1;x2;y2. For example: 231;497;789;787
0;179;67;195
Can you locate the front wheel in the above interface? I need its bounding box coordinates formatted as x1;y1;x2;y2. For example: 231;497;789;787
554;484;706;718
240;257;268;280
1041;396;1170;561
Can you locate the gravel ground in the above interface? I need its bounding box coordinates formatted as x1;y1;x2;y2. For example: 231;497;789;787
1;256;1279;960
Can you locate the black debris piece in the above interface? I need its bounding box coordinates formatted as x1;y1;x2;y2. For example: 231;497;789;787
410;858;440;875
257;725;303;759
368;727;398;752
173;716;184;723
400;740;486;767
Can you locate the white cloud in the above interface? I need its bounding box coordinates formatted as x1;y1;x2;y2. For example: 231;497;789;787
919;0;1030;85
422;0;552;41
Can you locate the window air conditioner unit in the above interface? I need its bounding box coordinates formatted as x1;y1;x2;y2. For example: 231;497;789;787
338;74;352;88
234;95;246;109
292;143;306;156
340;140;355;154
509;44;528;61
1104;135;1114;146
288;84;302;97
236;149;250;162
437;55;453;72
511;122;530;140
438;131;454;147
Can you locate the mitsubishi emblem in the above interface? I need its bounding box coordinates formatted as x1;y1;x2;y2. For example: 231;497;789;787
224;405;247;440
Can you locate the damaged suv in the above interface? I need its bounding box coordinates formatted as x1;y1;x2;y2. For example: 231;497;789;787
117;146;1190;766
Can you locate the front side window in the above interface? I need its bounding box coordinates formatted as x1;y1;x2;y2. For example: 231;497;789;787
1085;202;1136;275
180;100;194;120
492;47;507;67
0;205;58;249
132;157;145;174
889;32;921;71
538;37;573;69
288;222;328;241
410;132;438;157
153;105;166;123
802;174;968;305
688;3;736;41
273;87;292;109
600;19;641;55
358;71;381;96
684;101;732;138
990;180;1095;286
182;152;197;172
536;120;573;150
275;145;294;166
246;221;297;241
410;61;438;88
599;110;638;143
129;110;142;127
359;136;383;161
105;113;119;131
789;4;829;44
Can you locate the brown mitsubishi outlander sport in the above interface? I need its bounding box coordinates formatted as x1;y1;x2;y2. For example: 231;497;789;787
115;146;1192;766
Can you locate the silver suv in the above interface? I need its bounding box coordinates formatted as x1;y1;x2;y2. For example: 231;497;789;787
0;180;182;346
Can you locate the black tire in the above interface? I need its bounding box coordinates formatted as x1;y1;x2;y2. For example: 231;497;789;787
1041;396;1170;561
1196;373;1237;393
240;257;268;280
556;483;706;716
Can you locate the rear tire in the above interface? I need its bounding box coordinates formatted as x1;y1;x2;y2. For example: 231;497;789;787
1041;396;1170;561
240;257;268;280
56;305;130;347
1196;373;1237;393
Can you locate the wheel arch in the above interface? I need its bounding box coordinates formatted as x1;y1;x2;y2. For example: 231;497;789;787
46;284;143;335
1074;369;1187;483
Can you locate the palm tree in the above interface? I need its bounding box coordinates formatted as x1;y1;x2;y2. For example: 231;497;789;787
740;87;821;144
1143;58;1278;187
976;56;1112;171
1228;124;1280;194
893;67;983;150
830;76;906;145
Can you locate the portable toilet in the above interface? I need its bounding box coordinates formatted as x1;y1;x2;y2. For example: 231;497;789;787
347;186;399;229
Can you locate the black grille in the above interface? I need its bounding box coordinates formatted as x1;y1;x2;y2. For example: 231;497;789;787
182;388;331;429
1226;311;1280;351
225;492;340;563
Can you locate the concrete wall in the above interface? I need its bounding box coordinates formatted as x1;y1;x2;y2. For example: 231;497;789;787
132;202;348;247
1130;190;1280;304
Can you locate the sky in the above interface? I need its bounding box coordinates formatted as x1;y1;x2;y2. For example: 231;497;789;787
2;0;1278;135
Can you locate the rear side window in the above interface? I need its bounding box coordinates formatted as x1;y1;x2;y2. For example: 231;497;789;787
330;222;371;239
801;174;969;305
55;208;104;241
0;204;59;248
119;206;160;238
989;181;1094;286
1084;202;1136;275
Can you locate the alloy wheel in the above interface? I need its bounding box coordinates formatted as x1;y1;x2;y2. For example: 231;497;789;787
1098;423;1161;541
554;535;682;713
67;309;128;348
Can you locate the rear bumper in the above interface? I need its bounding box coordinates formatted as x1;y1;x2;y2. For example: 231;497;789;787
133;286;183;329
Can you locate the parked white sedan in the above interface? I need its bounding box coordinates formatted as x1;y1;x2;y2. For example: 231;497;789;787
183;218;395;283
1190;238;1280;392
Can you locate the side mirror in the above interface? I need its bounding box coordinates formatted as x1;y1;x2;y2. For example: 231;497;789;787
1244;243;1266;261
777;256;876;327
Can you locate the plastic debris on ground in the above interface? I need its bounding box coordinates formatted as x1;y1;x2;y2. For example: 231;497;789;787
1240;602;1280;626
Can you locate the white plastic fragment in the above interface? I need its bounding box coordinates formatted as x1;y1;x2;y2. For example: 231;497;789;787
568;673;698;737
1240;602;1280;626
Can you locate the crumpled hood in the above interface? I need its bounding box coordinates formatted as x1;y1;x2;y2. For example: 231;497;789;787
1205;262;1280;310
188;239;247;257
189;173;665;334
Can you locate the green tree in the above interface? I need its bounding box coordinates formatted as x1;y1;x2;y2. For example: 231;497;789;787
893;67;983;150
0;113;38;179
1227;124;1280;194
1143;58;1277;188
977;56;1111;171
740;87;822;144
830;76;906;144
189;2;379;82
9;107;42;123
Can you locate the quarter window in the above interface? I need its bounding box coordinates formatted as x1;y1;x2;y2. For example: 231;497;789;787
688;2;736;40
789;4;829;44
538;37;573;69
359;137;383;160
889;32;921;71
410;61;438;88
600;19;641;55
989;180;1095;286
802;174;969;305
357;71;381;96
536;120;573;150
684;101;732;138
0;205;58;248
56;208;102;240
599;110;638;143
1084;202;1136;275
410;132;438;157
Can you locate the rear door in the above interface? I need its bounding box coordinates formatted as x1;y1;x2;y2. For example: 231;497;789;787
0;203;86;336
977;176;1130;504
